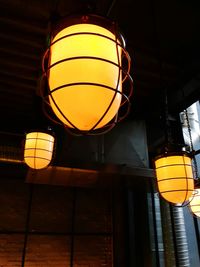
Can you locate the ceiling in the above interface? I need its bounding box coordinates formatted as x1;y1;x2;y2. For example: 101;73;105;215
0;0;200;160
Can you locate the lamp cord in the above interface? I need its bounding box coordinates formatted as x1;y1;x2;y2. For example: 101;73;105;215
150;0;172;152
164;87;172;150
106;0;117;17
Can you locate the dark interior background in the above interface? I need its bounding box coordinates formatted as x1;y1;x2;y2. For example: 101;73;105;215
0;0;200;266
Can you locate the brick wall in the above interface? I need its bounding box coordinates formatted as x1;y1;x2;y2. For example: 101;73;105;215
0;234;24;267
0;180;113;266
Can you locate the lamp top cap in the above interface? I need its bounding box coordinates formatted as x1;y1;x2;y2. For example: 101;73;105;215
154;150;192;161
49;13;126;48
25;127;55;137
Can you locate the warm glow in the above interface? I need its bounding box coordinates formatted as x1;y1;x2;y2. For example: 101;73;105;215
48;23;122;130
155;154;194;204
24;132;54;169
189;188;200;217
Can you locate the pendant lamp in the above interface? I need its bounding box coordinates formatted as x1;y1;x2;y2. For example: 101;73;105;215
150;0;195;205
189;188;200;217
181;107;200;214
42;14;133;135
24;131;55;169
154;151;194;204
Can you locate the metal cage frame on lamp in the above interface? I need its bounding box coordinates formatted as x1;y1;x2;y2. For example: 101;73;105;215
188;150;200;217
180;108;200;216
154;150;194;206
41;14;133;136
189;187;200;218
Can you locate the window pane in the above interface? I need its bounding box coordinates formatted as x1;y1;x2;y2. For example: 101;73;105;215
75;188;112;233
25;235;71;266
30;185;73;233
74;236;113;267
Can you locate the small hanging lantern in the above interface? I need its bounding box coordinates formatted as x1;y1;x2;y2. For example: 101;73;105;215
189;188;200;217
42;14;133;134
154;152;194;204
24;132;55;169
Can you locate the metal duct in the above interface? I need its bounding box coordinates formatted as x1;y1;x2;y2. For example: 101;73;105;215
160;200;176;267
172;206;190;267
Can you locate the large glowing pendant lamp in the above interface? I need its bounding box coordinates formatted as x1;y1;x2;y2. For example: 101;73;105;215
154;152;194;204
189;188;200;217
42;14;133;134
24;132;55;169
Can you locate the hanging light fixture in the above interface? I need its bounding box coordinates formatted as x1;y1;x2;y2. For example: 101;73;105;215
153;103;195;205
189;173;200;218
42;14;133;135
24;131;55;169
149;0;195;204
181;107;200;216
189;188;200;217
154;151;194;204
153;90;194;205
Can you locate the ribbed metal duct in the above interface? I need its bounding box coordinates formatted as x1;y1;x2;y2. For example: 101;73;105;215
160;200;176;267
172;206;190;267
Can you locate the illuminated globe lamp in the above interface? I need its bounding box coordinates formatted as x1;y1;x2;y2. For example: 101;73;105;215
42;14;133;135
189;187;200;217
24;131;55;170
154;151;194;205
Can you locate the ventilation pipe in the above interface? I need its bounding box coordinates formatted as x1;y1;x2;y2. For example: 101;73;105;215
171;206;190;267
160;200;176;267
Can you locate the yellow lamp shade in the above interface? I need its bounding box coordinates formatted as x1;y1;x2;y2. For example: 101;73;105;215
24;132;54;169
48;20;122;131
155;153;194;204
189;188;200;217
